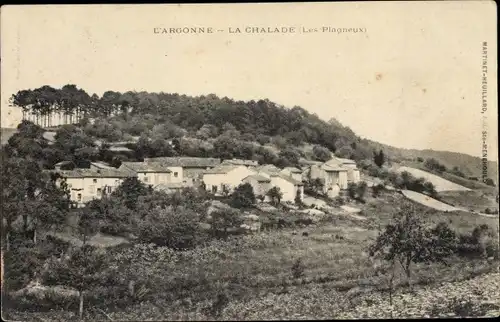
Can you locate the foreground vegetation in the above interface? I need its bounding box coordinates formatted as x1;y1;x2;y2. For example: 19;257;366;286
2;182;498;320
2;87;498;320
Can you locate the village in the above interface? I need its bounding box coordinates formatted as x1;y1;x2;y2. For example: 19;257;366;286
47;155;362;208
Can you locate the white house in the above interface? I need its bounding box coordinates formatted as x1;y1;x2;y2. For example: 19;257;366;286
256;164;281;176
119;162;172;187
325;157;361;183
280;167;303;182
242;174;272;201
145;157;221;185
202;165;257;195
305;163;349;198
48;168;133;207
269;173;304;203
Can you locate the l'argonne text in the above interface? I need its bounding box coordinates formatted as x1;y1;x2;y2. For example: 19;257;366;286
153;26;367;35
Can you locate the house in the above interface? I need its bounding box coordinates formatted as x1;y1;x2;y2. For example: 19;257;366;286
47;168;133;207
325;157;360;183
221;158;259;168
256;164;281;176
145;157;221;185
269;173;304;203
280;167;303;182
202;165;257;195
119;162;172;186
305;163;348;198
242;174;272;201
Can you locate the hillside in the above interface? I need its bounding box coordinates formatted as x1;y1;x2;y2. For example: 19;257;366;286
3;85;498;183
394;166;471;192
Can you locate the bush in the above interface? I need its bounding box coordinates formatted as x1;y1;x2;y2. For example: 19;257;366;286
371;184;385;197
230;183;256;209
291;258;305;279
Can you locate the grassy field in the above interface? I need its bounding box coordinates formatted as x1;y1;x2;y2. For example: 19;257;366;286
4;190;499;321
439;190;498;213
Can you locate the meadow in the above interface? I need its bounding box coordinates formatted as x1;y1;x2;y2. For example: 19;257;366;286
4;190;499;321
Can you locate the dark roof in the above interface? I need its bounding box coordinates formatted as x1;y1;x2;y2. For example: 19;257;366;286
244;174;271;183
46;168;132;179
145;157;221;168
120;162;171;173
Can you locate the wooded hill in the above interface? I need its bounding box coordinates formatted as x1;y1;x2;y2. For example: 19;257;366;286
5;85;498;181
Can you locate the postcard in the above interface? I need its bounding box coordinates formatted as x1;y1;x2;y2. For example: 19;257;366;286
1;2;498;321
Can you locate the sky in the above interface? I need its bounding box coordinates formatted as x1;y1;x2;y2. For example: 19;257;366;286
1;2;498;160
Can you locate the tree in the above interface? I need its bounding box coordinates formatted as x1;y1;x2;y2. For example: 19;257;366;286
230;183;256;209
484;178;495;187
355;181;368;202
347;182;357;199
42;245;113;319
374;149;385;168
111;177;152;210
312;145;332;162
266;186;283;205
138;207;204;249
209;209;243;239
368;203;455;289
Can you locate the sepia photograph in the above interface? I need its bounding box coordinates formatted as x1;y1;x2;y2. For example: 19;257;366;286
0;2;498;320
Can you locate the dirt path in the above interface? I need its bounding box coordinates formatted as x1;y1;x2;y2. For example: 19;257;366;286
396;166;471;192
401;190;461;212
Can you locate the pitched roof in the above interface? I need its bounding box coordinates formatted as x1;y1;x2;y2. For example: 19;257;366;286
256;164;281;174
90;162;115;170
271;173;304;185
46;168;132;179
145;157;221;168
221;158;259;166
203;165;240;174
322;164;348;172
244;174;271;183
327;157;356;165
120;162;171;173
282;166;302;173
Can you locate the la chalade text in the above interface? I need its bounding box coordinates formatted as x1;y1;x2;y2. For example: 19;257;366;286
153;27;367;34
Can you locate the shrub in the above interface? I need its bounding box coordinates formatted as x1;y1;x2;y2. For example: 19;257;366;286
230;183;256;209
291;258;306;279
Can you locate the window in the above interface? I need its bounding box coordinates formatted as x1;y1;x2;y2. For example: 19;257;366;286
77;193;82;201
212;185;218;193
174;172;179;178
93;179;97;183
144;176;149;183
107;186;112;194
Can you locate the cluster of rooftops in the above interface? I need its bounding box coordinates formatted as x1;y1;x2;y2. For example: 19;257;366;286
47;156;356;181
